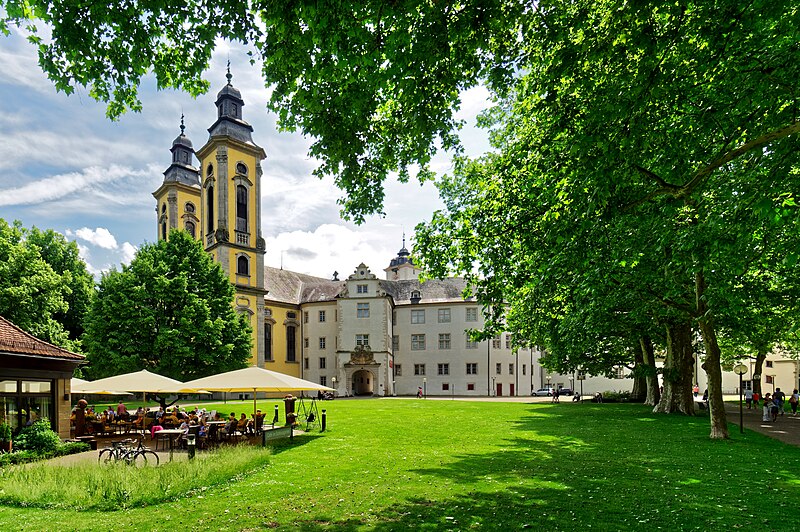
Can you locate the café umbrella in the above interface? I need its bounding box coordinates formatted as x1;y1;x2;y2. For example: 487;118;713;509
70;377;132;396
181;365;335;416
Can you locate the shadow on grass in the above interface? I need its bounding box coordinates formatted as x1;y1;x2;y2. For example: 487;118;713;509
266;433;324;454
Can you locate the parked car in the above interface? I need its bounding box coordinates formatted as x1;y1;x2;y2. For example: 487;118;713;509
557;388;574;396
532;388;554;396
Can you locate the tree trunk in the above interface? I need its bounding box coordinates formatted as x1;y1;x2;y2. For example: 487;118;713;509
698;318;729;439
752;350;767;396
640;336;661;406
653;321;695;415
630;339;646;403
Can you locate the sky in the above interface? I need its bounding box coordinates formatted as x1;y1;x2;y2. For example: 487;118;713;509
0;30;491;279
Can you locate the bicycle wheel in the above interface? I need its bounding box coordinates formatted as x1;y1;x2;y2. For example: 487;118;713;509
98;448;116;464
133;450;159;467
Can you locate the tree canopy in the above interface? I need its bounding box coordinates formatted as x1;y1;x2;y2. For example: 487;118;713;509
83;230;252;380
0;219;91;350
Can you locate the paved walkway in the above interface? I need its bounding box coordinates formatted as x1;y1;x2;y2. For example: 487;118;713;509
724;400;800;446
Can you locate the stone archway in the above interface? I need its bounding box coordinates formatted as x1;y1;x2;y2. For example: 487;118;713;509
351;369;374;396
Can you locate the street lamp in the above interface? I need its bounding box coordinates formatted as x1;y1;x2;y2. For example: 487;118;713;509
423;377;427;399
733;363;748;434
331;376;337;397
491;376;496;397
546;375;552;394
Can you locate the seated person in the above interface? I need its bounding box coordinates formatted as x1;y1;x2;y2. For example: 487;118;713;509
252;410;264;433
221;412;238;438
237;413;249;434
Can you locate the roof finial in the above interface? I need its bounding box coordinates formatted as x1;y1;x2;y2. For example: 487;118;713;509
402;231;406;249
226;59;232;85
179;113;185;136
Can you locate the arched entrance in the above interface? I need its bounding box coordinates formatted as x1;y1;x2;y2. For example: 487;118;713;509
352;369;374;396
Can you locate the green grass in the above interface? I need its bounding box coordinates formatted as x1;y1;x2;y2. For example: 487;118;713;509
0;445;271;510
1;399;799;530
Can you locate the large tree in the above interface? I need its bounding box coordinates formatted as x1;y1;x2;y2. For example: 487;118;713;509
0;219;91;350
83;230;251;380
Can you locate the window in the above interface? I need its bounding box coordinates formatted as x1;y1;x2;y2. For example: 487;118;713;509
496;363;502;375
356;284;368;294
438;333;451;350
392;335;399;351
319;310;326;322
522;364;526;376
466;337;478;349
467;383;475;391
264;323;273;361
414;364;426;376
766;375;774;384
320;376;327;386
492;336;501;349
357;302;370;318
304;337;309;348
392;311;397;325
505;334;512;349
356;334;369;347
411;334;426;350
319;337;326;349
287;312;296;319
442;383;450;391
304;311;309;323
614;367;625;379
185;221;196;238
438;308;451;323
185;202;195;213
411;290;421;300
438;363;449;376
237;255;249;276
466;363;478;375
286;325;296;362
766;361;774;368
319;357;326;369
304;358;309;369
160;204;167;240
236;185;248;232
466;308;478;322
206;185;214;233
236;162;248;175
411;309;425;324
509;363;514;375
395;364;402;377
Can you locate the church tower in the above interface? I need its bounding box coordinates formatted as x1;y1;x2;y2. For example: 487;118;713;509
195;67;267;366
152;115;202;241
384;235;421;280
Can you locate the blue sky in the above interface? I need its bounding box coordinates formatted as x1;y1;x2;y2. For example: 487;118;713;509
0;30;490;278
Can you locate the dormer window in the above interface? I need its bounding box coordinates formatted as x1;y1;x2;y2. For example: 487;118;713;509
411;290;421;299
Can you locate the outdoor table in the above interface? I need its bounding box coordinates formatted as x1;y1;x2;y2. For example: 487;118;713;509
154;429;185;458
206;421;226;444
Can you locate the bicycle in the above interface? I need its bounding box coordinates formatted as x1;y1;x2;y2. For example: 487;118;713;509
98;436;160;467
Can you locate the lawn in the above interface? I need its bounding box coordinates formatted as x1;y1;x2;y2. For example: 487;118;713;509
1;399;798;530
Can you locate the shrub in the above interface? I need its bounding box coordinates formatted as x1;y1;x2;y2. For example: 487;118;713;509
13;419;61;454
0;422;11;442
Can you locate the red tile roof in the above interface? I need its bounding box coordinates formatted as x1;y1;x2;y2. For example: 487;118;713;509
0;316;84;360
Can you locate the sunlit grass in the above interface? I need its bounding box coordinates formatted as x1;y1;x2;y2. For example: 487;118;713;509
0;400;798;530
0;445;270;510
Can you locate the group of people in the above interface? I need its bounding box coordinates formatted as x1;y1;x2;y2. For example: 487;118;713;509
751;388;800;422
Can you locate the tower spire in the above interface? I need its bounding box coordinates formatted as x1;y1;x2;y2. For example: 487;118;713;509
180;113;185;136
226;59;232;86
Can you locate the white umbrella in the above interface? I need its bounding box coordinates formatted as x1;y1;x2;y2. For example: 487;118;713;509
80;369;191;394
182;365;334;416
70;377;132;396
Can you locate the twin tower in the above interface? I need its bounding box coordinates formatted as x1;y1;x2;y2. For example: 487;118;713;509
152;70;267;366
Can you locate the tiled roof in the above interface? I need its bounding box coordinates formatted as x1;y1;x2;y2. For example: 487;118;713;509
265;266;342;305
0;316;85;360
381;278;473;304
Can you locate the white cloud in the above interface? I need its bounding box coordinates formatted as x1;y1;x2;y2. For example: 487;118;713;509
75;227;118;249
119;242;137;264
0;165;152;206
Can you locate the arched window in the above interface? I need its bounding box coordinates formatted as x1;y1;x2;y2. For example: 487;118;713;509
236;162;247;175
236;185;248;232
185;202;195;213
237;255;249;276
185;221;196;238
206;185;214;234
264;323;273;361
206;164;213;178
160;204;167;240
286;325;297;362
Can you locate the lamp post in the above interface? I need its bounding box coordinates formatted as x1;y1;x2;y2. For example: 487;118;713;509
423;378;427;399
546;375;552;395
491;377;496;397
569;376;574;395
733;363;748;434
331;376;337;398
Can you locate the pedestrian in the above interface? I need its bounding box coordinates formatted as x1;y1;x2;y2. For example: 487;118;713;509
417;387;423;399
773;388;785;416
762;393;772;422
753;391;760;408
744;388;753;409
789;389;799;416
771;394;780;422
551;388;560;403
692;384;700;397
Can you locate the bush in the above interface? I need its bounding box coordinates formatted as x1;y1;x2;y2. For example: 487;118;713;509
0;422;11;442
13;419;61;454
597;391;632;403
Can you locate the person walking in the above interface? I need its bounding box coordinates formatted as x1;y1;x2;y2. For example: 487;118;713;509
789;389;799;416
753;391;760;408
551;388;560;403
762;393;772;422
774;388;785;416
416;387;423;399
771;394;780;422
745;388;753;409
